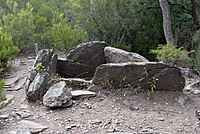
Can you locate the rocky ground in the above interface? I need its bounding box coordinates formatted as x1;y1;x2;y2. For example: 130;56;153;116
1;55;200;134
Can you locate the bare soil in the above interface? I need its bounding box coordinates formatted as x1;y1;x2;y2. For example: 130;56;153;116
1;55;200;134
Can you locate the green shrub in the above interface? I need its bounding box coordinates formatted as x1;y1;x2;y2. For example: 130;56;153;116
150;44;192;67
43;22;87;51
111;40;132;52
0;28;19;72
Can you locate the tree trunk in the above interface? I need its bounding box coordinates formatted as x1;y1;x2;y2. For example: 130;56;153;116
159;0;175;45
191;0;200;30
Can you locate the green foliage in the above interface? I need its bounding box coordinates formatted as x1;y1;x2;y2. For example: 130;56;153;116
147;77;158;93
0;79;13;110
0;0;200;62
193;30;200;69
1;1;86;52
111;41;132;52
0;28;19;72
150;44;192;66
44;22;86;51
2;2;35;50
0;80;6;102
34;63;45;72
120;77;131;89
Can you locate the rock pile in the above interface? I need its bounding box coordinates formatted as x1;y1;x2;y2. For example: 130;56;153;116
25;41;186;107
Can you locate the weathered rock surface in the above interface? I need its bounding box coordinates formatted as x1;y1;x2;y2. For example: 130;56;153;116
57;59;93;78
66;41;108;76
18;120;48;133
5;128;31;134
184;80;200;94
33;49;57;77
104;46;148;63
87;85;103;92
25;49;57;102
43;81;72;107
26;71;50;102
4;71;27;91
71;90;96;99
92;62;185;90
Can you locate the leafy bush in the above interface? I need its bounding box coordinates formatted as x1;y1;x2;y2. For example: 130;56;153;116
150;44;192;66
111;41;132;52
0;28;19;72
43;22;87;51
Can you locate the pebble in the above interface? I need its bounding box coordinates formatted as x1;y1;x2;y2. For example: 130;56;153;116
89;119;102;125
20;104;29;109
0;114;9;120
158;118;165;121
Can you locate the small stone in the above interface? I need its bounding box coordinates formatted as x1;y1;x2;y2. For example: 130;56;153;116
0;114;9;119
177;95;190;106
43;81;72;108
18;120;48;133
158;118;165;121
89;119;102;125
65;126;72;131
5;128;31;134
71;90;96;99
107;128;115;133
15;111;31;118
82;130;89;134
142;129;149;132
20;104;29;109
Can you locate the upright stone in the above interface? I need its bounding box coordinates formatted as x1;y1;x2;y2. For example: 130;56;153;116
66;41;108;76
26;49;57;102
57;59;93;78
33;49;57;77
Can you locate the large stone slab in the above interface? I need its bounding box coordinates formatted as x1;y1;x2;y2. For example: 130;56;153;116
57;59;93;78
43;81;72;107
18;120;48;133
104;46;148;63
92;62;185;90
66;41;108;75
5;128;31;134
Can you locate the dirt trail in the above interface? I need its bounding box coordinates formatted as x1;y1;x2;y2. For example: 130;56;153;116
1;55;200;134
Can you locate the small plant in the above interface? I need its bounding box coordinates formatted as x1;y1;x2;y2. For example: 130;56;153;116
121;77;131;88
99;77;113;89
150;44;192;67
34;63;45;72
0;80;6;102
0;79;13;110
139;67;148;82
147;77;158;93
80;82;93;89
